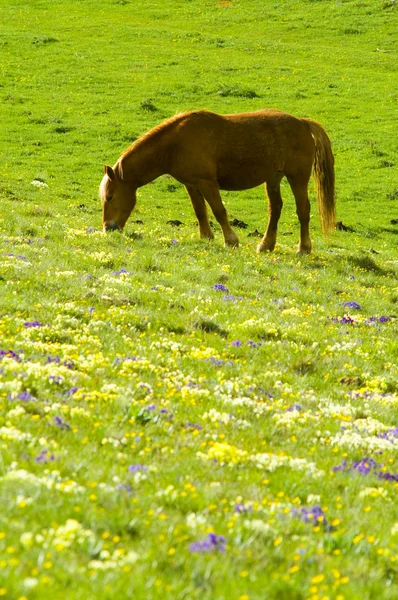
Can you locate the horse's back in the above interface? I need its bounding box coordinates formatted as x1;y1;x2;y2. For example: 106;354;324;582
169;109;315;189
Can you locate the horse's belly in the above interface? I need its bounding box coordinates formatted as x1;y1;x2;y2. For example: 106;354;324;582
217;163;275;191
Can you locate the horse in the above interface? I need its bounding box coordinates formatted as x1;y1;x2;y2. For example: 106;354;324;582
99;109;335;253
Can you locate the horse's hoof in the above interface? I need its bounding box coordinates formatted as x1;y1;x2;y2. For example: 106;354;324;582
297;246;312;255
257;242;275;253
225;239;239;248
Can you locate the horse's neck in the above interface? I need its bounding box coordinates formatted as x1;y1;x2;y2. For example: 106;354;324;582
120;141;168;187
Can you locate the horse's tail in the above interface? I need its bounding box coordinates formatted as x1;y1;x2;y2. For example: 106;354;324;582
304;118;336;235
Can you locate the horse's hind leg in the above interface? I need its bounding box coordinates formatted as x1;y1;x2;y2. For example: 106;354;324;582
287;174;312;254
185;185;214;240
197;180;239;247
257;172;284;253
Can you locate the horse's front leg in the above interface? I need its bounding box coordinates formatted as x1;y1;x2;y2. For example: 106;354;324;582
185;185;214;240
257;174;284;253
197;180;239;248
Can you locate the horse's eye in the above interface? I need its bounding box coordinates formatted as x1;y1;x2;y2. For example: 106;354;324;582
106;196;113;203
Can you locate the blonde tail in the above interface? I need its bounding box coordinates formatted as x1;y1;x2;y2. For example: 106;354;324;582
304;119;336;235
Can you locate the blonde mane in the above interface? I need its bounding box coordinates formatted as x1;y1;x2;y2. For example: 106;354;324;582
117;111;214;169
119;112;191;163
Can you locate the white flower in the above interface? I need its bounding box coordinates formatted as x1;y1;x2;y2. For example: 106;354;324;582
186;512;207;531
202;409;232;424
391;523;398;536
20;532;34;548
244;519;274;536
23;578;39;589
307;494;321;504
30;179;48;188
359;487;390;500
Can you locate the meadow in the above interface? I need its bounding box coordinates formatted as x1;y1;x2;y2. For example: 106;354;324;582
0;0;398;598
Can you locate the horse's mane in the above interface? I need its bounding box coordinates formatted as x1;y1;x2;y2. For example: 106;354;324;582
118;110;213;164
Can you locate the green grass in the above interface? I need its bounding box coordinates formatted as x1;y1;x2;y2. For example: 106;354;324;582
1;0;398;598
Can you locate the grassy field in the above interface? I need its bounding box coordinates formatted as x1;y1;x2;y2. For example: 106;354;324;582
1;0;398;598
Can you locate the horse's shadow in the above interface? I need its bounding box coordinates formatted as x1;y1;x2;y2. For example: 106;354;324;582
347;255;395;277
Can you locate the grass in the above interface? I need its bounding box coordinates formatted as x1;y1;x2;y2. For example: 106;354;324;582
0;0;398;598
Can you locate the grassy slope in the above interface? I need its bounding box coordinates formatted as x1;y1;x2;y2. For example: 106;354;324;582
0;1;398;599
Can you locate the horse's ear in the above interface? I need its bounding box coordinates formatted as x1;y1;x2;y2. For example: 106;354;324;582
104;165;116;180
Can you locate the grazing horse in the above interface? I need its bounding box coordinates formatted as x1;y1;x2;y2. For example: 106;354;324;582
99;109;335;253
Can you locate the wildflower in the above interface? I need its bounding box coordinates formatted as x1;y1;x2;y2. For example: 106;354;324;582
234;503;252;514
342;301;361;309
189;532;226;553
14;391;35;402
377;427;398;442
0;349;21;361
54;416;71;430
31;180;48;188
128;465;148;473
24;321;44;328
200;442;248;465
213;283;229;292
292;505;329;528
286;404;302;412
223;294;243;301
231;340;243;347
35;450;55;464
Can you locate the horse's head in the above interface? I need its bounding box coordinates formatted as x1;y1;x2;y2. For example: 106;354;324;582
100;165;137;232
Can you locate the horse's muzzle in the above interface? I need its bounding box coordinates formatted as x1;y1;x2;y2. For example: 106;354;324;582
103;222;122;232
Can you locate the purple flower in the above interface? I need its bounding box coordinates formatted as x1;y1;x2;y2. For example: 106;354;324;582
340;316;356;324
54;416;71;430
246;340;259;348
332;457;393;480
223;295;243;302
190;532;226;554
128;464;148;473
171;239;178;245
295;505;327;526
231;340;243;347
213;283;229;293
65;387;80;397
111;269;129;276
184;422;203;431
0;349;21;361
378;428;398;442
208;356;234;366
286;404;302;412
114;356;137;365
351;457;380;474
35;450;55;464
24;321;43;328
234;503;252;514
342;301;361;310
16;391;35;402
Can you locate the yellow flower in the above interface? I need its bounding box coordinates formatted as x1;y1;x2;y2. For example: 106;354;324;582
200;442;248;465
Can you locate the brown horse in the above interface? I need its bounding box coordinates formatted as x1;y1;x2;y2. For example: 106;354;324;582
99;109;335;253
